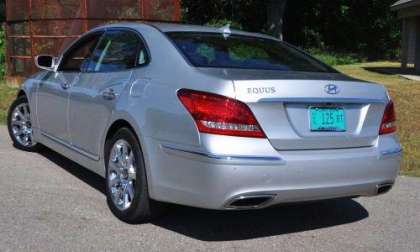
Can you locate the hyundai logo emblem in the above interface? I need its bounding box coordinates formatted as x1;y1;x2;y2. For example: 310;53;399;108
324;84;340;95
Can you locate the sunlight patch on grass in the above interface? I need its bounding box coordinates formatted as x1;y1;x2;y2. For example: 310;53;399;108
0;82;19;124
337;62;420;177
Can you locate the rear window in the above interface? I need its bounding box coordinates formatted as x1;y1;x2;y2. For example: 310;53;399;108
166;32;335;73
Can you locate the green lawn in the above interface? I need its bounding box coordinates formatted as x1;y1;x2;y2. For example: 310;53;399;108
0;62;419;176
337;62;420;177
0;82;19;124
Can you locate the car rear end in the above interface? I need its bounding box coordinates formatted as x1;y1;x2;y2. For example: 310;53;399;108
153;27;401;210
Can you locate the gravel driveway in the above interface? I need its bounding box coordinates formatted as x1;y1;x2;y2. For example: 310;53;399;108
0;126;419;252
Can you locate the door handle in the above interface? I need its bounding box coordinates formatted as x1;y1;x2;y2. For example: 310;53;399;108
102;89;117;100
61;81;71;90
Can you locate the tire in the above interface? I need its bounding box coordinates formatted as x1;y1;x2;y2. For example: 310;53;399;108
104;127;165;223
7;96;40;152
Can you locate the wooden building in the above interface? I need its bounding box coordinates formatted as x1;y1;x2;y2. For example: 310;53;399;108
392;0;420;73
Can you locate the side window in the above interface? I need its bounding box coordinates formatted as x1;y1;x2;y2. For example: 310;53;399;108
59;32;102;72
87;30;148;72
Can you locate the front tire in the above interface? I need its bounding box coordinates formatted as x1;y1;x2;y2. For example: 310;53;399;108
105;127;164;223
7;96;40;152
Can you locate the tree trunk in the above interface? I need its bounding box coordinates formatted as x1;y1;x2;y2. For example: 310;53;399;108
266;0;287;40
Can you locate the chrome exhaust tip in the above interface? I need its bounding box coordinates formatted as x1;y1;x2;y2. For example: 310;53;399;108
376;183;394;195
225;194;275;209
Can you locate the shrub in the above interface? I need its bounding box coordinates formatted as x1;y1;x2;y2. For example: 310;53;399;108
308;49;365;66
0;24;4;79
205;19;242;30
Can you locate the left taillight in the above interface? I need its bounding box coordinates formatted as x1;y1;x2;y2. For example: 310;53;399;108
177;89;266;138
379;100;397;135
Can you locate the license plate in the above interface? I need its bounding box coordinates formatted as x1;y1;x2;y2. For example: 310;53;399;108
310;107;346;132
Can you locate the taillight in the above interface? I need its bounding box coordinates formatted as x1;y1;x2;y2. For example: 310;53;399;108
177;89;266;138
379;100;397;135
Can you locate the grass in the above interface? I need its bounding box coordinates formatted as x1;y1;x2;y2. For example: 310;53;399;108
0;62;419;176
0;82;19;124
337;62;420;177
310;49;365;66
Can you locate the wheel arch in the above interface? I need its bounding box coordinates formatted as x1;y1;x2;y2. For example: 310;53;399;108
103;117;154;196
105;119;137;143
17;90;26;98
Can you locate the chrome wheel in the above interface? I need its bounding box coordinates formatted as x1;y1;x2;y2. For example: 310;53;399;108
10;102;35;147
108;140;137;211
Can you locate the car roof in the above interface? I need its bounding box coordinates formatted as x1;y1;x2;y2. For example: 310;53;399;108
92;22;279;41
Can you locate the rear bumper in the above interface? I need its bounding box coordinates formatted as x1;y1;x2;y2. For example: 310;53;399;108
144;134;401;210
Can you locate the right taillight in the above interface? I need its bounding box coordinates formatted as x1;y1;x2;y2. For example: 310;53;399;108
379;100;397;135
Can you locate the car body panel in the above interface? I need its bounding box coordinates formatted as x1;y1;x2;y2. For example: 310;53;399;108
151;133;400;209
36;71;76;143
15;22;401;210
233;79;389;150
68;70;133;158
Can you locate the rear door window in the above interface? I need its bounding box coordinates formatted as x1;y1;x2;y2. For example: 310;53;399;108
87;30;148;72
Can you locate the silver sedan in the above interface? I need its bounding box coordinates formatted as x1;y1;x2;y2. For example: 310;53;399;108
7;23;401;223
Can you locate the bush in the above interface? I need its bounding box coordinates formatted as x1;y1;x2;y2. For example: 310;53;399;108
0;24;5;79
182;0;400;61
205;19;242;30
308;49;365;66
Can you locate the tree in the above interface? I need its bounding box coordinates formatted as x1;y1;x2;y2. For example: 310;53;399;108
181;0;287;39
182;0;400;59
282;0;399;59
0;0;4;22
266;0;287;40
181;0;267;32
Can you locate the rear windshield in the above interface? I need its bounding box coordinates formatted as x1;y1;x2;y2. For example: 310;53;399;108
166;32;335;73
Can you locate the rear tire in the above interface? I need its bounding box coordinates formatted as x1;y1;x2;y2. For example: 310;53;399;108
7;96;40;152
105;127;165;223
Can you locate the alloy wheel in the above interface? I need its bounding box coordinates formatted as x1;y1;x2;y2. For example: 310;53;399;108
107;139;137;211
10;102;35;147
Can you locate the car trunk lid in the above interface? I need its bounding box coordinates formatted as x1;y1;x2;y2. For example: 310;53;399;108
233;77;388;150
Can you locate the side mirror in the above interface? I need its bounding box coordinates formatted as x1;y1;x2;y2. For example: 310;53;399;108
35;55;56;71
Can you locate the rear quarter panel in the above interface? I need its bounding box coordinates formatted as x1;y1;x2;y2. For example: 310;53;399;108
126;25;236;147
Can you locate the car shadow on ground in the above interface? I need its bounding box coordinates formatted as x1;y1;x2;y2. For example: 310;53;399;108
153;199;369;241
39;147;106;194
39;148;369;242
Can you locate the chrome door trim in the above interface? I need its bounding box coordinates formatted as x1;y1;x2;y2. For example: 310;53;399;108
41;131;100;161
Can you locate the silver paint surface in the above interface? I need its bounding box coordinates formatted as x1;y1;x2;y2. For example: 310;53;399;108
18;22;401;209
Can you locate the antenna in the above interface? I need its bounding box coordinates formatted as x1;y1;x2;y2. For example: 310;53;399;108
219;23;231;39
